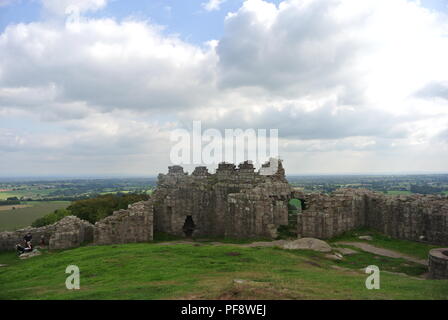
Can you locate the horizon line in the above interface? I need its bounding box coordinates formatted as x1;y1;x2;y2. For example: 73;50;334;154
1;171;448;180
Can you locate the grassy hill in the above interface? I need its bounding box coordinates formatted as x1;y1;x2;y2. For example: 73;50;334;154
0;232;447;300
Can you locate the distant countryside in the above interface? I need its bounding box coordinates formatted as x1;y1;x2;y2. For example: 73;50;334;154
0;178;157;231
0;174;447;232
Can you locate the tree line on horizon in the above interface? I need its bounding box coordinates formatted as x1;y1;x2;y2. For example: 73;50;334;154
31;193;149;227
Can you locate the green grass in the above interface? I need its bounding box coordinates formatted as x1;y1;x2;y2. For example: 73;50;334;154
0;240;447;300
329;228;438;260
153;232;272;244
0;191;24;200
332;246;427;276
289;198;302;208
0;201;70;231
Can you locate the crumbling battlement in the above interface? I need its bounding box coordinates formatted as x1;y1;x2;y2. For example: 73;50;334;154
153;159;292;238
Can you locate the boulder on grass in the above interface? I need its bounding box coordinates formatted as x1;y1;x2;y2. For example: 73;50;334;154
19;249;41;260
281;238;332;253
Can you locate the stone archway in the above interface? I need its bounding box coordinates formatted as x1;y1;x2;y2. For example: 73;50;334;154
182;215;196;238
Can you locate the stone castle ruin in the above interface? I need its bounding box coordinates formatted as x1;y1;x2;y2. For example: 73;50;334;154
152;160;291;239
1;159;448;277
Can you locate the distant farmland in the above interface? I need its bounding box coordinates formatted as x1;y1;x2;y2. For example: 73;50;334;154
0;201;70;232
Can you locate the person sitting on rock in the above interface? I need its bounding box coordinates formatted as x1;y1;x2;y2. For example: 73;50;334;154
16;233;33;254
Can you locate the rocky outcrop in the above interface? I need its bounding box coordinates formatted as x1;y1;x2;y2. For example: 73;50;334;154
94;200;153;245
19;249;41;259
281;237;332;252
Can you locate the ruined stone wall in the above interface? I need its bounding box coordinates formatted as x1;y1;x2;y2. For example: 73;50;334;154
0;216;94;251
49;216;94;250
294;189;448;245
0;225;56;251
3;160;447;250
366;194;448;244
153;166;217;237
294;189;370;239
153;160;293;238
94;200;154;245
226;182;291;238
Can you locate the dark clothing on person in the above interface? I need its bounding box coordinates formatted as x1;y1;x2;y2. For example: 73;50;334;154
17;233;33;254
16;242;33;254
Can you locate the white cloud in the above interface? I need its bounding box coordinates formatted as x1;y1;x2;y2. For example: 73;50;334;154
214;0;448;141
41;0;108;15
0;18;218;116
1;0;448;175
202;0;226;12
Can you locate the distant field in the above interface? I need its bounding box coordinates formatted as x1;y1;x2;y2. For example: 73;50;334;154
0;188;54;200
386;190;412;195
0;204;32;211
0;201;70;231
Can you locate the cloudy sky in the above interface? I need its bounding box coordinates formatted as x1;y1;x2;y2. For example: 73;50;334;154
1;0;448;176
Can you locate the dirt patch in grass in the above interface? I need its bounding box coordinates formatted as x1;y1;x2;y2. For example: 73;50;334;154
335;241;427;265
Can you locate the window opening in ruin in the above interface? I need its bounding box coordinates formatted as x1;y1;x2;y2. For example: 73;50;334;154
288;198;302;213
278;198;302;239
182;215;196;238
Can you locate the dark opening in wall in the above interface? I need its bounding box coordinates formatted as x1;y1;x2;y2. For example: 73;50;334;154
277;198;303;239
288;198;302;212
182;215;196;238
